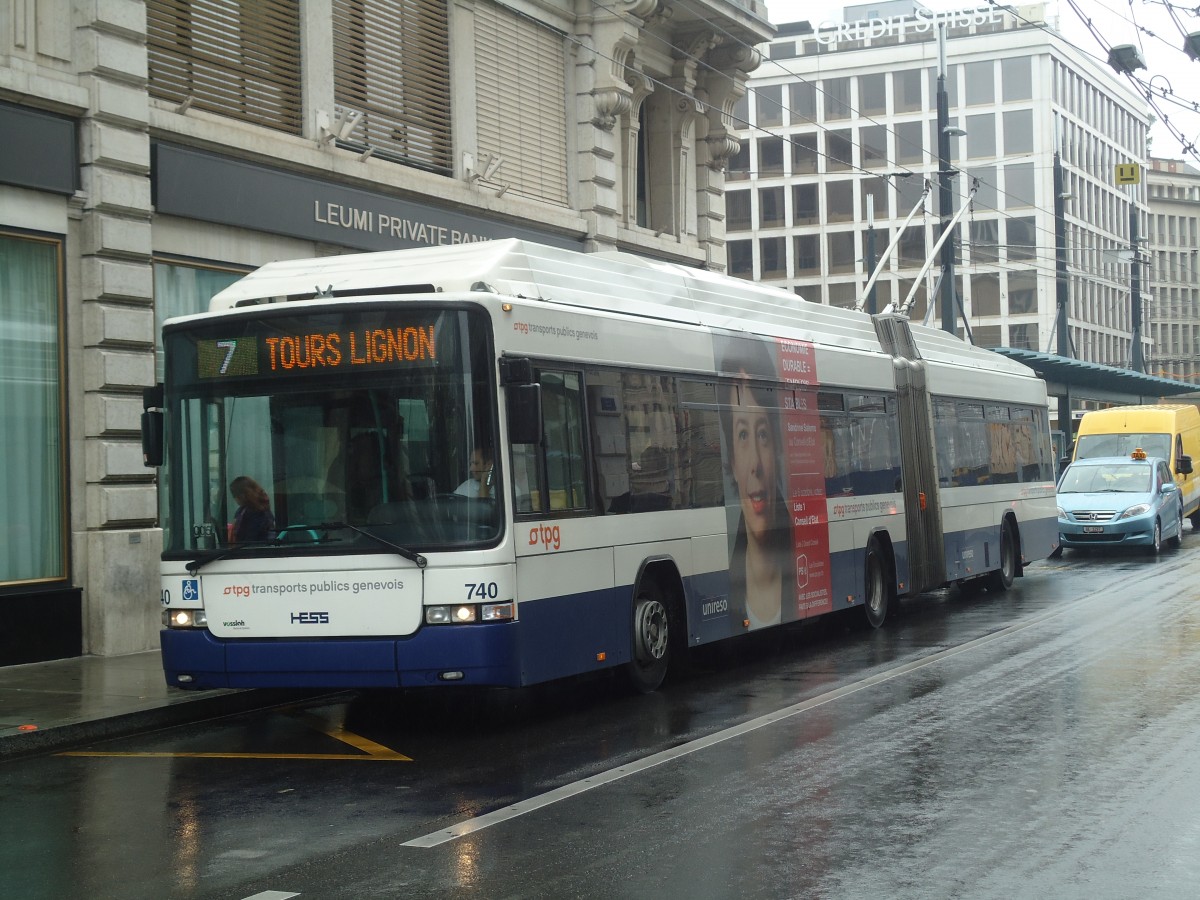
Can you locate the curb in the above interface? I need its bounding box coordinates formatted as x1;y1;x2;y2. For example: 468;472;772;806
0;689;337;761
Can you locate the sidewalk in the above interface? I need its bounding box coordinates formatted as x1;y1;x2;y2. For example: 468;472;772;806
0;650;303;759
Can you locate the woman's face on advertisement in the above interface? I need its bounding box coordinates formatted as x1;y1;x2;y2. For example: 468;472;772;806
730;380;776;542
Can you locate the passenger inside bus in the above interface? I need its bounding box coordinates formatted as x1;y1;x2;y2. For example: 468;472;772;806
454;446;494;499
229;475;276;543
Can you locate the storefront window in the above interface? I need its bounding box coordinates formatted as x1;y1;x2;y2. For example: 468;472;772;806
1;234;65;585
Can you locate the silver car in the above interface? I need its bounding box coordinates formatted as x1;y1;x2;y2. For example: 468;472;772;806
1056;452;1184;554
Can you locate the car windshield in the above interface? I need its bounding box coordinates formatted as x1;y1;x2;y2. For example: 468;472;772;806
160;304;501;556
1058;463;1151;494
1075;432;1170;461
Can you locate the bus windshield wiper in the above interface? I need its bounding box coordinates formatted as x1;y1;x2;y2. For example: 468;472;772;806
187;539;278;576
307;521;428;568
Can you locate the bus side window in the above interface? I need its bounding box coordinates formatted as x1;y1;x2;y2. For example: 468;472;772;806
516;369;590;514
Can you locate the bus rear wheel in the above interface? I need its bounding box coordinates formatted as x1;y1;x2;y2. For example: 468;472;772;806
862;540;890;629
624;581;671;693
987;518;1017;592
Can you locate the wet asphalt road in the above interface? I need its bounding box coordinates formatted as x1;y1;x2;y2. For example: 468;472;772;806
3;546;1200;900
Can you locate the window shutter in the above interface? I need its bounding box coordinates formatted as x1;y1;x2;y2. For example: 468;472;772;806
474;3;568;205
334;0;452;174
148;0;302;135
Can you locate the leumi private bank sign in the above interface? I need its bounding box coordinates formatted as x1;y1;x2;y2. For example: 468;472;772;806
814;6;1002;46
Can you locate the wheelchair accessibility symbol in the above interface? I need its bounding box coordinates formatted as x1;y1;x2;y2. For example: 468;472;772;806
181;579;199;602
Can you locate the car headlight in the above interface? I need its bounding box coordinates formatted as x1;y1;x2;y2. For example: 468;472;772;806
1057;506;1066;520
1119;503;1152;520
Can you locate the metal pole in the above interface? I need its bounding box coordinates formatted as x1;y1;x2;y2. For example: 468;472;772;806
1131;205;1144;372
937;25;957;335
1053;152;1071;358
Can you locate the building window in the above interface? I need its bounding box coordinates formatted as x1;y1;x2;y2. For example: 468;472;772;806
148;0;302;134
795;234;819;274
861;124;888;168
828;232;856;274
473;1;566;200
827;130;853;171
859;73;886;115
757;137;784;175
973;325;1002;348
895;69;923;113
759;187;785;228
1007;270;1038;314
898;225;925;267
969;219;1000;263
1005;162;1036;208
896;121;924;164
728;240;753;278
966;113;996;159
1008;217;1036;260
971;272;1001;316
824;76;852;121
760;237;787;278
1008;323;1037;350
726;191;752;231
790;82;816;122
1001;57;1032;102
1;233;65;585
862;177;887;220
1002;109;1034;155
756;84;782;127
964;61;994;105
728;140;750;181
827;180;854;223
792;133;819;174
154;260;247;380
793;184;819;225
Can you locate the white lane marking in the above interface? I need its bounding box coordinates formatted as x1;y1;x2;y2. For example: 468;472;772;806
404;601;1076;848
240;892;300;899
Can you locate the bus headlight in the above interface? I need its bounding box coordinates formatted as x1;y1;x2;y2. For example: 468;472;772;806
424;603;515;624
426;605;477;625
164;608;208;628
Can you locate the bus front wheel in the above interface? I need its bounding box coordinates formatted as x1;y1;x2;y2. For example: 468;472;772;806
625;581;671;693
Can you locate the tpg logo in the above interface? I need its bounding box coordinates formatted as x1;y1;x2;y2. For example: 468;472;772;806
290;611;330;624
223;584;252;597
528;523;561;550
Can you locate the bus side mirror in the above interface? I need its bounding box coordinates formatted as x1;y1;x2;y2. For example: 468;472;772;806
507;383;542;445
142;384;164;467
1177;454;1193;476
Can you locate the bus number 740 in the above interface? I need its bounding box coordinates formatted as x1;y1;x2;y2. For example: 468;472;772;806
465;582;499;600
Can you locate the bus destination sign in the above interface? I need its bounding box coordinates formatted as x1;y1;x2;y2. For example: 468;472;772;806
197;323;437;379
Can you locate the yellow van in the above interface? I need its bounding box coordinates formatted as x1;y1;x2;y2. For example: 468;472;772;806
1071;404;1200;526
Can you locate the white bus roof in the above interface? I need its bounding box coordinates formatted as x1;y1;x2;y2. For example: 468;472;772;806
208;238;1036;382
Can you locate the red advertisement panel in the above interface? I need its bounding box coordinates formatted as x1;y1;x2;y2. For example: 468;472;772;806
777;339;833;618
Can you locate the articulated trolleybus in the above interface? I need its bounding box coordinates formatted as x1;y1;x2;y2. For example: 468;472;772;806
145;239;1057;693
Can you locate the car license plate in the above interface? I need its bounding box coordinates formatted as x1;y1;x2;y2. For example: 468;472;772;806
1082;525;1105;534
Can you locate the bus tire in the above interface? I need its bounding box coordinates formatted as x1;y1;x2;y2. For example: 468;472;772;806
624;580;671;693
862;539;890;629
987;518;1017;592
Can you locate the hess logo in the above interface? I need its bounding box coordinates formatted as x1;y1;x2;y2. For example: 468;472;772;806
290;611;330;624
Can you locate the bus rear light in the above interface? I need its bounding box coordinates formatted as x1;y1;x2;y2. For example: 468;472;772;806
481;602;515;622
164;608;208;629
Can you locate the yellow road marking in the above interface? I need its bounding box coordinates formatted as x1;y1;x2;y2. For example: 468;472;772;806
56;709;412;761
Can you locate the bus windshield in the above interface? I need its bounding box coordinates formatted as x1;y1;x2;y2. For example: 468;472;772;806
160;304;500;556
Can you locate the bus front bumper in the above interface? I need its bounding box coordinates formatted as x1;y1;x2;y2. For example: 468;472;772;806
160;623;522;690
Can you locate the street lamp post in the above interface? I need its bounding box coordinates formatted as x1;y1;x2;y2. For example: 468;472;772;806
936;25;959;335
